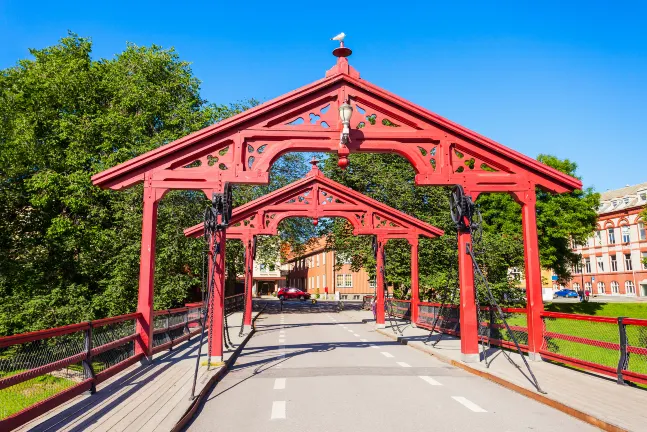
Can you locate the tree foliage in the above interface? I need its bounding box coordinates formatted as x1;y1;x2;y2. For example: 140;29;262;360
320;151;598;303
0;34;262;335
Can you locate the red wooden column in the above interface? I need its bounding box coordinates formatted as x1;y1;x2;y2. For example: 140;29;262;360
136;181;165;359
209;227;226;363
518;188;544;360
376;237;386;327
458;229;479;362
409;237;420;325
243;235;254;330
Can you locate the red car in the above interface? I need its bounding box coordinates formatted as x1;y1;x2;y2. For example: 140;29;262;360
277;287;311;301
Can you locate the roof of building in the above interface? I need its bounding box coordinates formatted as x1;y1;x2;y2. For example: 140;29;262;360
284;237;327;262
598;182;647;214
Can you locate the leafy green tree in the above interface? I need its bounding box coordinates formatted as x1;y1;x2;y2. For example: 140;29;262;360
320;151;598;304
0;33;254;335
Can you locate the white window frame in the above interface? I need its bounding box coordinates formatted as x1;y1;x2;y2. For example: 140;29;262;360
596;282;604;294
608;228;616;244
336;274;344;288
611;281;619;294
621;225;631;243
625;253;633;271
610;255;618;272
639;221;646;241
572;282;580;291
369;276;376;288
344;274;353;287
625;281;636;295
597;257;604;272
585;258;591;273
323;252;326;265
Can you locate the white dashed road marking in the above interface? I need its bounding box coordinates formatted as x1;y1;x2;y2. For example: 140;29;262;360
370;345;379;349
452;396;487;412
419;376;442;386
271;401;286;419
274;378;286;390
360;338;368;342
381;352;394;358
396;362;411;368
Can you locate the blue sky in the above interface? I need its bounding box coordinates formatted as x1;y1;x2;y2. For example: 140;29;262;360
1;1;645;192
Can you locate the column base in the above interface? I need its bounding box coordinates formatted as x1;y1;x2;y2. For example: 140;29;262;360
203;356;223;367
528;351;543;362
461;353;479;363
376;323;386;329
139;356;152;366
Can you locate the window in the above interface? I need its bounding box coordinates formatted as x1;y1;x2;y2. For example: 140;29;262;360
585;258;591;273
572;283;580;291
353;295;360;300
611;281;619;294
597;257;604;272
315;254;319;267
336;274;352;288
595;230;602;246
336;274;344;287
369;276;376;288
344;274;353;287
596;282;604;294
625;281;636;295
323;252;326;265
607;228;616;244
642;252;647;270
316;275;319;288
322;274;326;288
621;225;631;243
611;255;618;272
640;193;647;202
573;264;581;274
639;222;646;241
623;197;630;205
625;253;633;271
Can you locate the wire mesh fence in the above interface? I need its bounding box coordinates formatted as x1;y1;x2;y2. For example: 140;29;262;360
152;307;203;354
416;302;460;335
0;313;139;426
0;304;204;428
540;313;647;386
479;307;529;350
388;299;411;320
224;294;244;316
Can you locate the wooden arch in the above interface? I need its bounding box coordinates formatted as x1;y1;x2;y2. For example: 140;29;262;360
183;162;443;240
91;51;583;363
184;162;443;331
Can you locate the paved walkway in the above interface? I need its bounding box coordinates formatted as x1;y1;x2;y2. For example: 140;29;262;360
187;303;596;432
18;312;252;432
344;308;647;432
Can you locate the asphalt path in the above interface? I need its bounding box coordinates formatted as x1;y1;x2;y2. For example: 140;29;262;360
187;301;596;432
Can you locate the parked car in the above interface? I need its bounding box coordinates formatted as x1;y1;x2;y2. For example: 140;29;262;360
277;287;311;301
553;289;578;299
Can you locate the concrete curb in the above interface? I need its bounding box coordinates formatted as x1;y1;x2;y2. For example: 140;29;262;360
172;308;264;432
373;327;628;432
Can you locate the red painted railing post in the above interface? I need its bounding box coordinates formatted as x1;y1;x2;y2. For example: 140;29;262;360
409;238;420;325
243;235;254;329
209;227;226;363
458;229;479;362
519;188;545;360
135;180;163;359
376;236;386;327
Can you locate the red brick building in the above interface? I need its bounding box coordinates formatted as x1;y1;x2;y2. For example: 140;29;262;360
572;182;647;296
284;237;392;300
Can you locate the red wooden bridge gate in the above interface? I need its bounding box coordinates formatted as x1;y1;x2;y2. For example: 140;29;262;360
90;43;581;364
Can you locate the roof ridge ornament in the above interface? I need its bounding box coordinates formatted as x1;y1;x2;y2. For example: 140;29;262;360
326;32;360;79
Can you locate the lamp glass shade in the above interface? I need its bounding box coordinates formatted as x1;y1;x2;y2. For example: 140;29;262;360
338;102;353;123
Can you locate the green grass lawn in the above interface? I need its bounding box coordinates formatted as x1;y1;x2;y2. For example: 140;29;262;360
544;302;647;319
0;371;76;420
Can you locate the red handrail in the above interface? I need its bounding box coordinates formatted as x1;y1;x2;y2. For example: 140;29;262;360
540;311;618;324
